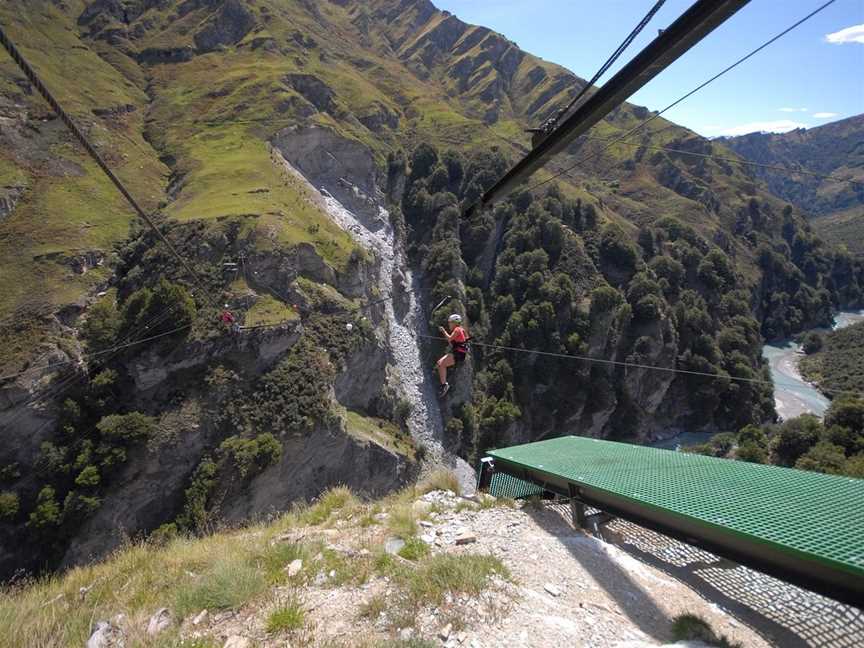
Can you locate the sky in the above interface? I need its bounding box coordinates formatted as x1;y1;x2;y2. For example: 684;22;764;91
433;0;864;137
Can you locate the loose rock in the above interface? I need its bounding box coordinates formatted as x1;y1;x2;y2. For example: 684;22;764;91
440;622;453;640
385;537;406;555
287;558;303;577
146;607;171;636
86;621;117;648
454;529;477;545
544;583;562;597
223;636;252;648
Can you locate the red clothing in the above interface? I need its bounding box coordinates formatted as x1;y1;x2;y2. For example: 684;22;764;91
220;310;235;324
450;326;468;353
450;326;467;344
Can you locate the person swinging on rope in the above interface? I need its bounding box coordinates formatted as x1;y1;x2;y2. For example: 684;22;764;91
436;313;468;397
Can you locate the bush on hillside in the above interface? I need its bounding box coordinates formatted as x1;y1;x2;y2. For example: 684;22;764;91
795;442;847;474
219;433;283;478
0;491;19;520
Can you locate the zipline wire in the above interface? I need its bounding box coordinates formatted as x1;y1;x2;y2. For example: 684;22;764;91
523;0;839;195
417;334;864;399
0;26;220;310
0;324;194;383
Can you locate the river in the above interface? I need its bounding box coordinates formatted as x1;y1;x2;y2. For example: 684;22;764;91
765;309;864;421
654;309;864;450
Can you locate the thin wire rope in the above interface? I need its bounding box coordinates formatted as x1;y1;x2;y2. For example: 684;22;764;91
524;0;839;194
550;0;667;125
0;299;207;431
416;334;863;399
0;323;194;383
581;137;864;187
0;27;221;310
0;301;192;428
487;128;864;189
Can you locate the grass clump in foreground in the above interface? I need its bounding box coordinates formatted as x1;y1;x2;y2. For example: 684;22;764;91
266;597;305;633
175;559;267;618
397;538;431;562
417;469;462;496
371;554;510;630
671;614;742;648
297;485;359;526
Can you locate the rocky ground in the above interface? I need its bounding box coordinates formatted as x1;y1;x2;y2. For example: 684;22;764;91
139;491;773;648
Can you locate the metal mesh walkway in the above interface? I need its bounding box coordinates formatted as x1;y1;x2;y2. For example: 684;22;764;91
484;436;864;607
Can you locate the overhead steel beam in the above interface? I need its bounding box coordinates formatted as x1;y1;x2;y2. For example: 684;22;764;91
465;0;750;216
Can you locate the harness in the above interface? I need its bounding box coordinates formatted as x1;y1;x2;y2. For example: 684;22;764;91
451;335;470;356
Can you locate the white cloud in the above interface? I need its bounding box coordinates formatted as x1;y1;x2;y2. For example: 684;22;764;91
779;107;808;112
813;112;839;119
825;24;864;44
705;120;808;137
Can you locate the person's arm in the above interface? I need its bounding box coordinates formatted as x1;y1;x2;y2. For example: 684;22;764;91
439;326;452;341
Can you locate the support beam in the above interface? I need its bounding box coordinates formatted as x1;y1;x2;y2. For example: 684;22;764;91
464;0;750;216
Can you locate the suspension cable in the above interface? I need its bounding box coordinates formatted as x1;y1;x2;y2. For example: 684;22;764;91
0;26;219;310
525;0;839;194
543;0;667;130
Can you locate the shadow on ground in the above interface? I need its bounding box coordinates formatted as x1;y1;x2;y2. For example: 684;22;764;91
525;504;672;641
535;502;864;648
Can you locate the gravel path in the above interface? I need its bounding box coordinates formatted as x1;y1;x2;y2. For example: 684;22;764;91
199;495;778;648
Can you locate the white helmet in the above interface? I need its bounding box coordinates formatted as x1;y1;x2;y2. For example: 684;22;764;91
448;313;462;323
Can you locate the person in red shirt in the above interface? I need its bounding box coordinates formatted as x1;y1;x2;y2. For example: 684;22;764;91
219;308;235;326
220;306;240;333
436;313;468;397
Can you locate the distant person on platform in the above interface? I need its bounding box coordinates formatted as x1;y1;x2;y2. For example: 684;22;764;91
436;313;469;397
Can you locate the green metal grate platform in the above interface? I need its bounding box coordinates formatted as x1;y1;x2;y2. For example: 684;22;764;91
483;436;864;607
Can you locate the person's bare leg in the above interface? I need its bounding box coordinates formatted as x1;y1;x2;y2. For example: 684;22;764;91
437;354;454;384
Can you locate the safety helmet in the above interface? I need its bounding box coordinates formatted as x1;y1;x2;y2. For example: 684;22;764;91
448;313;462;323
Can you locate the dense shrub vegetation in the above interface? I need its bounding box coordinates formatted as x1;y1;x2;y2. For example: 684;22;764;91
398;145;791;460
800;320;864;395
394;142;863;462
685;397;864;478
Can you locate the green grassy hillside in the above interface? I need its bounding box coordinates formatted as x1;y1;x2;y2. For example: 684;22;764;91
3;0;854;371
2;0;864;582
723;115;864;254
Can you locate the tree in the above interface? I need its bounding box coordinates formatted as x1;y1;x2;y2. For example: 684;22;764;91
28;486;61;530
97;412;157;444
736;442;766;464
772;415;822;466
795;442;846;474
801;331;823;354
75;465;100;488
737;424;767;448
81;296;121;350
709;432;736;457
825;397;864;434
600;224;640;277
219;433;283;478
0;491;19;520
844;454;864;478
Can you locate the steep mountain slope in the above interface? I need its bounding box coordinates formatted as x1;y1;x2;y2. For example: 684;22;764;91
722;115;864;254
1;0;863;579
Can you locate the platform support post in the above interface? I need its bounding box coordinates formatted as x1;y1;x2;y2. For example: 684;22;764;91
568;484;585;529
